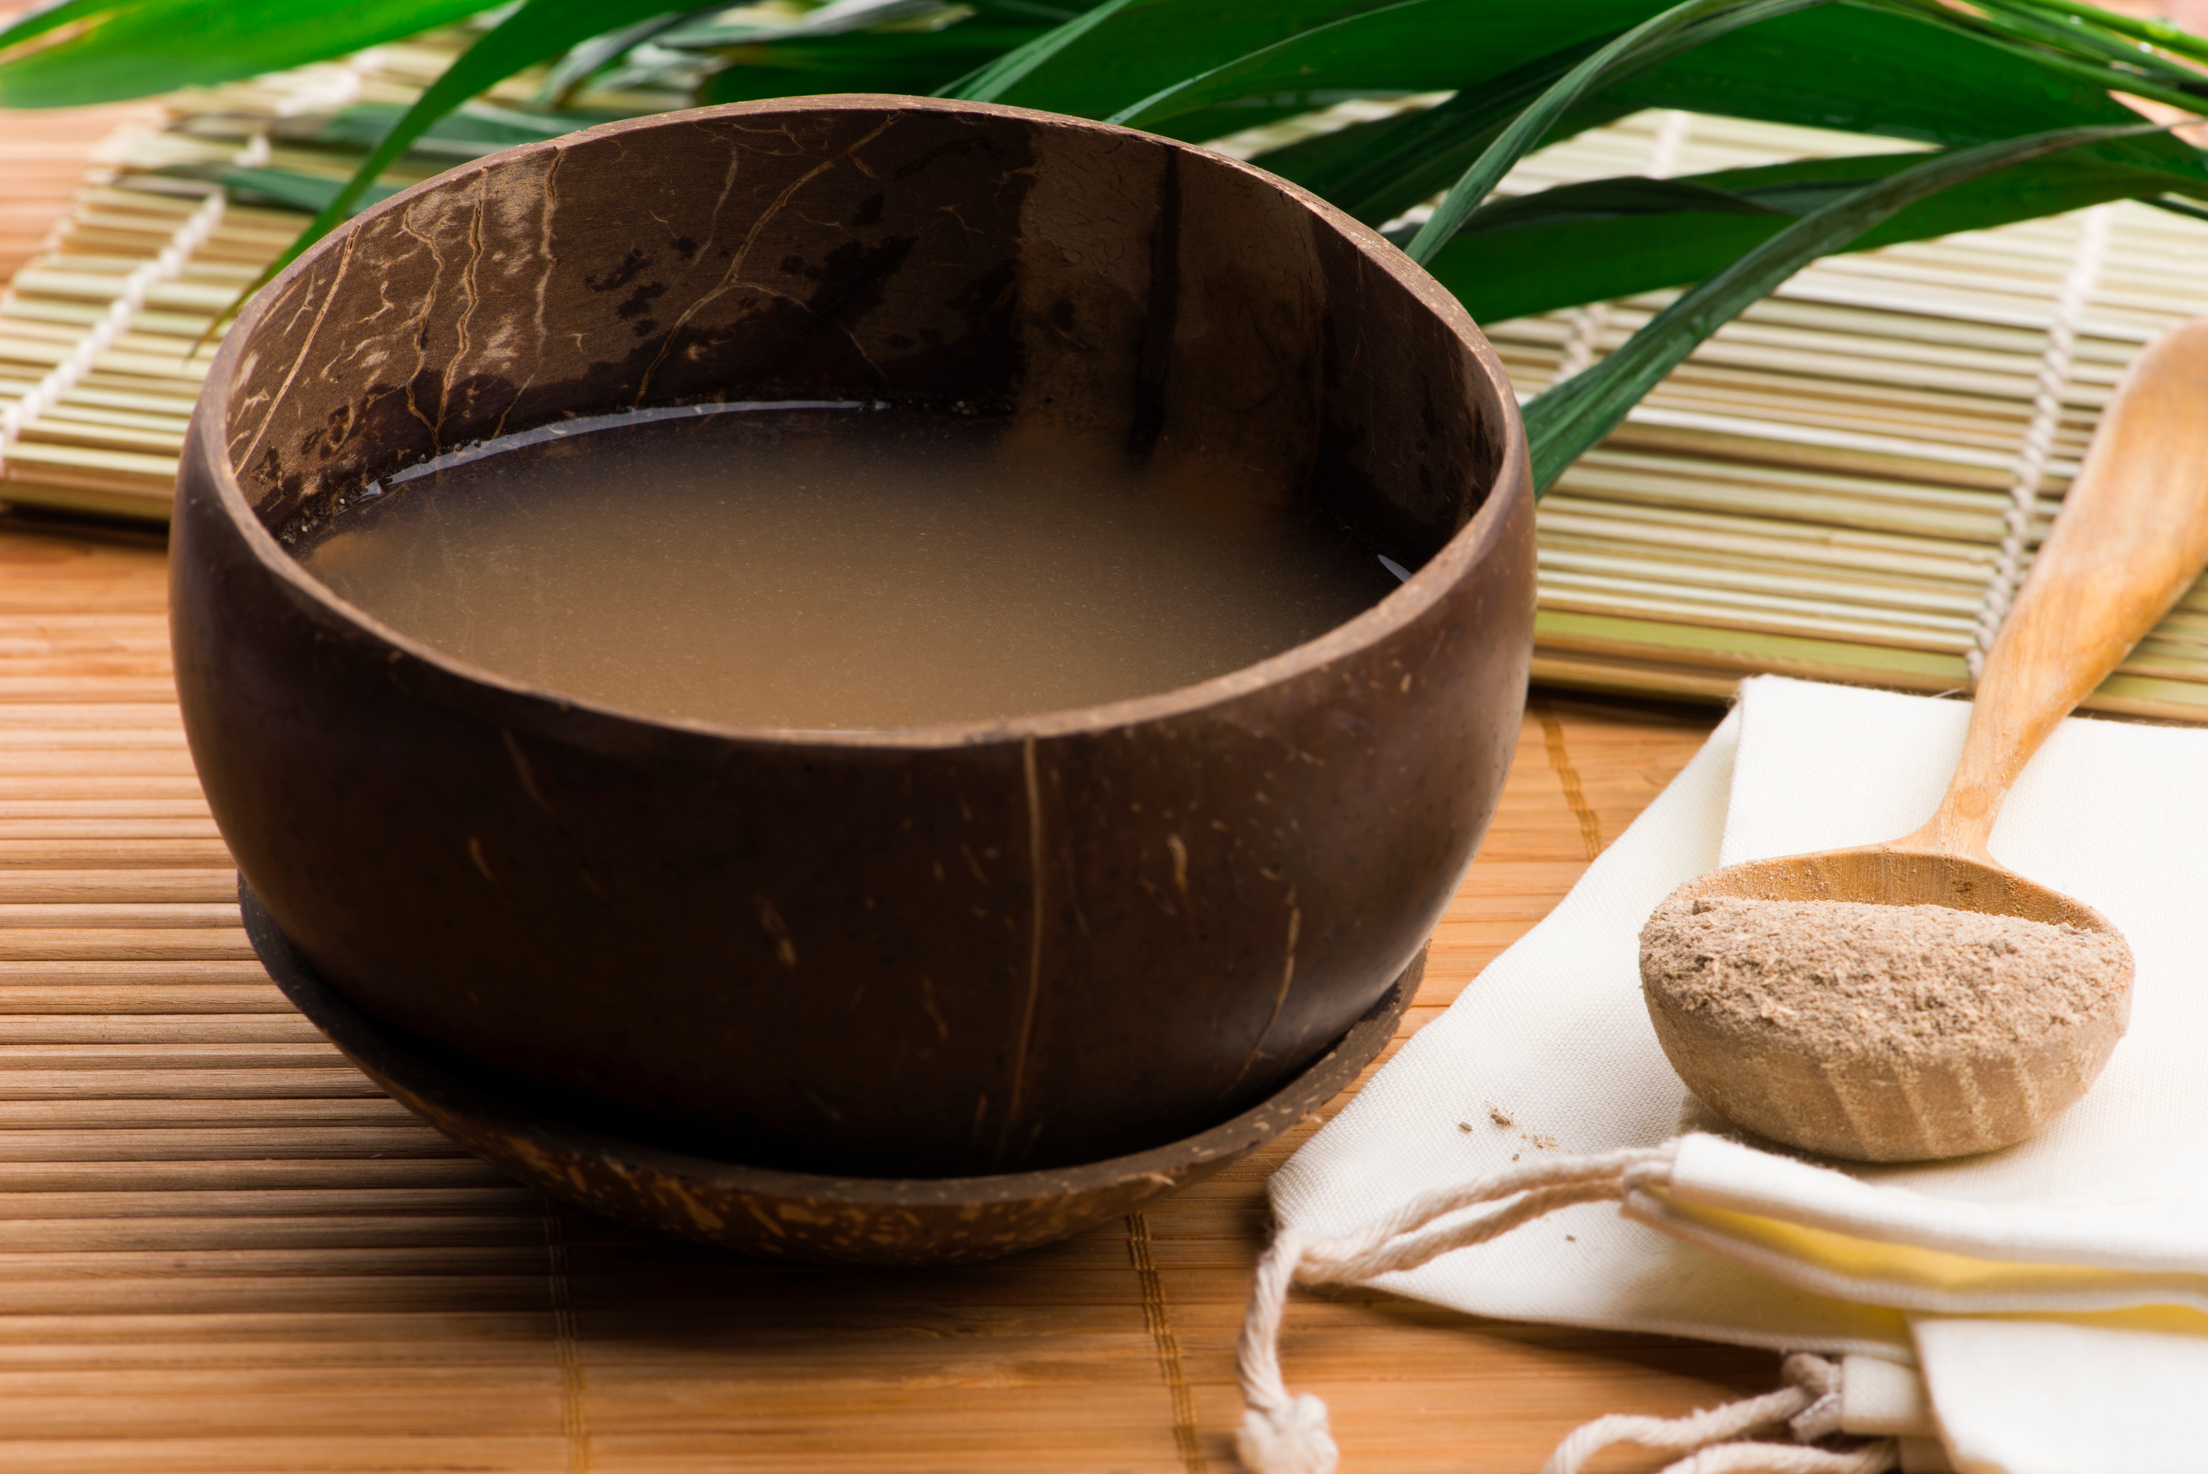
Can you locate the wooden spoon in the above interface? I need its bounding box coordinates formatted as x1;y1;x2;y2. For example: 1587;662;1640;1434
1642;317;2208;1162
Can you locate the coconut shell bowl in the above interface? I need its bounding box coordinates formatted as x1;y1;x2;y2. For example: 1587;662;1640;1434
171;96;1534;1265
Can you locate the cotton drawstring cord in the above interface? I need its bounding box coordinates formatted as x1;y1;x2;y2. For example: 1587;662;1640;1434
1641;1441;1897;1474
1542;1353;1896;1474
1233;1148;1902;1474
1235;1145;1679;1474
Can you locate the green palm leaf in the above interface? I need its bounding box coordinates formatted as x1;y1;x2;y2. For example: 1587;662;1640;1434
1402;0;1836;263
0;0;487;107
1520;121;2163;490
1423;146;2189;320
244;0;683;288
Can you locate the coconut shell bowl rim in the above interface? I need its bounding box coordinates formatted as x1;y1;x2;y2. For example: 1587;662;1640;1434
188;93;1530;754
242;876;1419;1263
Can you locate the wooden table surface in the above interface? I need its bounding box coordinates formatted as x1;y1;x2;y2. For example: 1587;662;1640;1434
0;101;1777;1474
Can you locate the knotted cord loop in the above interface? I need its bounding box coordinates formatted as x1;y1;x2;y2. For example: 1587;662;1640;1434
1541;1353;1893;1474
1234;1144;1679;1474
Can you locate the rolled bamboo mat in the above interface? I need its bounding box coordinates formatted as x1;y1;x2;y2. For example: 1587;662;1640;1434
0;30;522;525
9;70;2206;715
1475;110;2208;720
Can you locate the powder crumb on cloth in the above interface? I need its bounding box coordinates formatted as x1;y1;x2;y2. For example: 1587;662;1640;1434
1639;896;2129;1059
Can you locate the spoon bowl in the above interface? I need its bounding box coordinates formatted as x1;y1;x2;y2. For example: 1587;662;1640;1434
1645;846;2131;1160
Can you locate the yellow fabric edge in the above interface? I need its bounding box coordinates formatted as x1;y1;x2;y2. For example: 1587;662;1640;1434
1664;1197;2208;1302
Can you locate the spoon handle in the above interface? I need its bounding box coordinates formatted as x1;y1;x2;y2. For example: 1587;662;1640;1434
1912;317;2208;860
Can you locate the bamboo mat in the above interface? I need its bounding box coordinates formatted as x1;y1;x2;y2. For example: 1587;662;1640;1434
0;111;1765;1464
0;516;1770;1472
0;82;1790;1474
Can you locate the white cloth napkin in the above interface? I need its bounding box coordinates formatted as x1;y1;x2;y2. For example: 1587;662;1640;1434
1265;676;2208;1474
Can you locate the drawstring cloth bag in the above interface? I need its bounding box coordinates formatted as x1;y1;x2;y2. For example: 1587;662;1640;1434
1237;676;2208;1474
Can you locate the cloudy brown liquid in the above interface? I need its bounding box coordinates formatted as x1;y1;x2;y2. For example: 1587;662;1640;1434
297;405;1400;730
